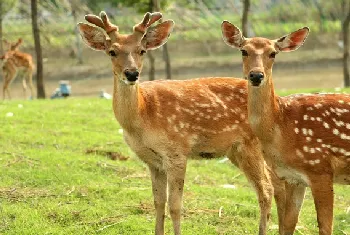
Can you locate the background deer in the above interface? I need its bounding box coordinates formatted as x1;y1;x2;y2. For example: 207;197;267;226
222;22;350;235
78;12;287;235
1;38;35;99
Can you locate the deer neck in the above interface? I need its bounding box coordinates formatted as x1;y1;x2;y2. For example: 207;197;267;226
247;77;280;142
112;74;145;132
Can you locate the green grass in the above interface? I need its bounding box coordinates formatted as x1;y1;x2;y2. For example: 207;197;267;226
0;95;349;235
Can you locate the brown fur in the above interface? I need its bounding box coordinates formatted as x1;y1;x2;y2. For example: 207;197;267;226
1;38;35;99
222;22;350;235
79;12;286;235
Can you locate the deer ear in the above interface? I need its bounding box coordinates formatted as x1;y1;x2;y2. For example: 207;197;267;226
221;21;245;49
275;27;309;52
142;20;174;50
77;23;110;51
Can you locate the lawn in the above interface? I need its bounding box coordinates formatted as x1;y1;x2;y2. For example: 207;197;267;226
0;95;349;234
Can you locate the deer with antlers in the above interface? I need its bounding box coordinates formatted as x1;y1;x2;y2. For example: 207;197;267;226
78;12;288;235
222;22;350;235
1;38;35;100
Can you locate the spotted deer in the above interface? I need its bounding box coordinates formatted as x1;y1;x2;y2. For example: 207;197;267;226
78;12;287;235
222;22;350;235
1;38;35;99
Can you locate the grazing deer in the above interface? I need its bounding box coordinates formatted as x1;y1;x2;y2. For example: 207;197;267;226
78;12;286;235
1;38;35;99
222;22;350;235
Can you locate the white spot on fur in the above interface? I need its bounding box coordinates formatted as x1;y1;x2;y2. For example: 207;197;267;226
323;122;330;129
308;129;313;136
333;128;340;135
294;128;299;134
296;149;304;158
302;128;307;135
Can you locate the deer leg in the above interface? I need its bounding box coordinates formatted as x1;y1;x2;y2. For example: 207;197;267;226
149;166;167;235
167;156;187;235
309;174;334;235
22;76;27;99
283;182;306;235
26;69;34;99
270;171;286;235
3;72;13;100
228;140;273;235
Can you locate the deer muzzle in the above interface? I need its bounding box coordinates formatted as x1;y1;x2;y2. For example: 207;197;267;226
249;71;264;86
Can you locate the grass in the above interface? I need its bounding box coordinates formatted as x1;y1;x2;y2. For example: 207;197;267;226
0;94;349;235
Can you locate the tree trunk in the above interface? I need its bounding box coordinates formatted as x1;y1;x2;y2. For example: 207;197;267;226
72;9;83;64
0;1;3;55
242;0;250;37
343;0;350;87
153;0;172;79
31;0;45;98
147;0;155;81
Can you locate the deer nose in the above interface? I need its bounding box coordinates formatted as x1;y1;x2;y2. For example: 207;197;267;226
249;72;264;86
124;70;139;82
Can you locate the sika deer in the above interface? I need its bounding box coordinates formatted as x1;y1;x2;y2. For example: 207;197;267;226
1;38;35;99
222;22;350;235
78;12;286;235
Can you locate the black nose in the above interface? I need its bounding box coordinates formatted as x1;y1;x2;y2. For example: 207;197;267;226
249;72;264;86
124;70;139;82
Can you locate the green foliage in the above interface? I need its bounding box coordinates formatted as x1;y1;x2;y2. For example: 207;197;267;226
0;0;17;16
0;96;349;234
85;0;170;13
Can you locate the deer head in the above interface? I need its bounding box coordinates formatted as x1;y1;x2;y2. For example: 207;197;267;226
3;38;23;51
78;11;174;85
221;21;309;87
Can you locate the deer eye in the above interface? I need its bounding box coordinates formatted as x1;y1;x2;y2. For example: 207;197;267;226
109;50;117;57
140;50;146;55
241;50;248;56
269;52;276;58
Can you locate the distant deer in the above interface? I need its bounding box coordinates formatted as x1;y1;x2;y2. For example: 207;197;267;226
222;22;350;235
78;12;287;235
1;38;35;99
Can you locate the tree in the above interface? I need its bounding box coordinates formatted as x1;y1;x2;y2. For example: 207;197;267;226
343;0;350;87
242;0;250;37
31;0;45;98
0;0;16;55
70;0;83;64
153;0;172;80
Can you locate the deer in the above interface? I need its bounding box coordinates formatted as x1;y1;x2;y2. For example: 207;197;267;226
222;22;350;235
78;11;288;235
1;38;35;100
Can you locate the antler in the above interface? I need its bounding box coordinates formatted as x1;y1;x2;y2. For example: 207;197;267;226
84;11;118;38
133;12;162;35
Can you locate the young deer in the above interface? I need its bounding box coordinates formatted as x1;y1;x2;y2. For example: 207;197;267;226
78;12;286;235
1;38;35;99
222;22;350;235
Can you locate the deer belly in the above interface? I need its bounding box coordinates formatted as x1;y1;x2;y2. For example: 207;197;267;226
275;166;310;186
334;170;350;185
